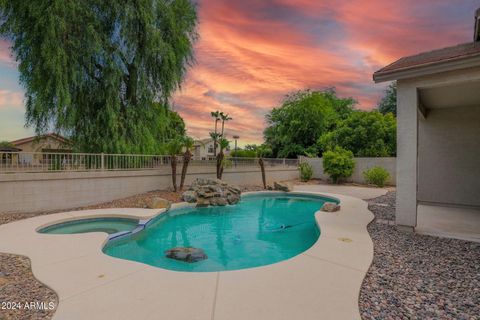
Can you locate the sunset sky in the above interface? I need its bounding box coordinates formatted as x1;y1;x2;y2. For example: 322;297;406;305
0;0;478;145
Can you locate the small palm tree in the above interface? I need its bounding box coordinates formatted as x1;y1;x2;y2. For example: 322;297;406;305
180;136;195;191
256;145;272;189
219;112;232;137
209;131;220;159
211;111;221;156
166;138;183;192
216;138;230;179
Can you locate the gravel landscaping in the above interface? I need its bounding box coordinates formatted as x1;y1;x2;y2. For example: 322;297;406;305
0;254;57;320
360;191;480;320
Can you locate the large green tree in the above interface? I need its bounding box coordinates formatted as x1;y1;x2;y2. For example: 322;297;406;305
264;89;356;158
318;110;396;157
0;0;197;153
377;82;397;116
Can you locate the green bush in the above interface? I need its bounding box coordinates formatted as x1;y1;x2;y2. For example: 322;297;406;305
299;162;313;182
322;147;354;183
363;166;390;187
230;150;257;158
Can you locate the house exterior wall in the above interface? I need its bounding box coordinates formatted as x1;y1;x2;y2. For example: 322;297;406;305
395;66;480;229
0;167;298;213
194;141;216;160
15;136;68;152
418;105;480;207
194;140;231;160
14;136;71;166
395;81;419;229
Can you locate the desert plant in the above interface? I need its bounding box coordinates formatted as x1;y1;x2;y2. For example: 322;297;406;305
363;166;390;187
322;147;354;183
299;162;313;182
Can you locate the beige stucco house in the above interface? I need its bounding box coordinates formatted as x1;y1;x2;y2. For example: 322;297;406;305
373;8;480;241
194;138;230;160
10;133;71;166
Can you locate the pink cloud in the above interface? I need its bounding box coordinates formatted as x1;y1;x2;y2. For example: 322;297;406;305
0;40;16;68
0;89;23;109
173;0;475;144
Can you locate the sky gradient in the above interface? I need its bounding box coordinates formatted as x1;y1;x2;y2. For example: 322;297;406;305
0;0;478;144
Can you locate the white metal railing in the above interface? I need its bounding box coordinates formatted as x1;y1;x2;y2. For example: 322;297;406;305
0;152;298;173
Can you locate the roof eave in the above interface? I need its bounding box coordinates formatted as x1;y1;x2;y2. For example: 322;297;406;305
373;54;480;83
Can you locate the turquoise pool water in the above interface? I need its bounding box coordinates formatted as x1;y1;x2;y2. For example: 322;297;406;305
104;193;336;272
39;218;139;234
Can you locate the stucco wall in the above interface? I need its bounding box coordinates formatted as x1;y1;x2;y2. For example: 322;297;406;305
301;157;396;185
0;167;298;214
418;106;480;207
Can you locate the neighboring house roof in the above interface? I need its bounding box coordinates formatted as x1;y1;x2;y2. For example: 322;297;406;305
373;41;480;82
194;138;214;146
0;146;22;152
10;133;71;147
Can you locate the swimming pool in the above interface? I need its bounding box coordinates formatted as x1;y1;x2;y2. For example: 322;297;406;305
39;217;139;235
104;193;338;272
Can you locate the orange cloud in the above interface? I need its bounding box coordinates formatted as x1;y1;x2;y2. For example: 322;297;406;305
173;0;476;145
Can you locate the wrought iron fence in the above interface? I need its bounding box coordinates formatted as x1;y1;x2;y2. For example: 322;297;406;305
0;152;298;173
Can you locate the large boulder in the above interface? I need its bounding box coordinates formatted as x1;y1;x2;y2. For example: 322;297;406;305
181;190;197;203
164;247;208;263
148;197;171;210
321;202;341;212
182;178;241;207
274;181;292;192
226;193;240;205
210;197;228;206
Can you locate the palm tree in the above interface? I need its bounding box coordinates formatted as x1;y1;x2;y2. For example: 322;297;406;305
166;138;183;192
211;111;221;156
216;138;230;179
179;136;195;191
256;145;272;189
219;112;233;137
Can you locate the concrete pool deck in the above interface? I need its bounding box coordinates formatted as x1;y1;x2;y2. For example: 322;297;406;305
0;190;379;320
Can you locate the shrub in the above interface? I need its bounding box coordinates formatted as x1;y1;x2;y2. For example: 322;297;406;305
299;162;313;182
363;166;390;187
322;147;354;183
230;150;257;158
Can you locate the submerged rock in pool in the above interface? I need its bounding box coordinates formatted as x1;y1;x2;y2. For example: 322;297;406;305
164;247;208;263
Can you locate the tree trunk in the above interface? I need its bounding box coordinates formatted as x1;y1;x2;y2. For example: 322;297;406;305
171;155;177;192
213;120;218;156
216;151;224;179
259;158;266;189
180;150;191;191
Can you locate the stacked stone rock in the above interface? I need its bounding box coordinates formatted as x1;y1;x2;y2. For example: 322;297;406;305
182;178;241;207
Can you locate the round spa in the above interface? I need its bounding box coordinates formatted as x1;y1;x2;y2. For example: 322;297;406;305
39;217;139;235
103;193;338;272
